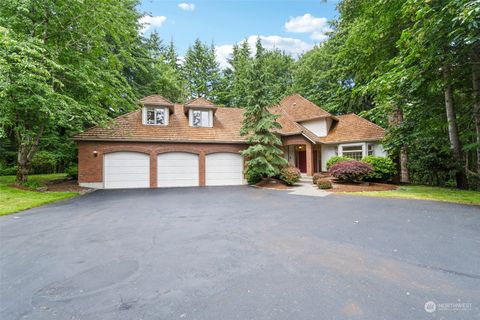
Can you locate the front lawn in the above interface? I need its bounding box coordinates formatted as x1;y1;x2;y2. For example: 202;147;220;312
349;185;480;205
0;174;78;216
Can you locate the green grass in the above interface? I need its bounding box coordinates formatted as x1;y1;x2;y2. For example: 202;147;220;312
0;174;78;216
348;185;480;205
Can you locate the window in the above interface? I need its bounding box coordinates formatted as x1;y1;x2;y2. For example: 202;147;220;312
342;145;363;160
191;110;211;127
145;107;167;125
368;144;374;156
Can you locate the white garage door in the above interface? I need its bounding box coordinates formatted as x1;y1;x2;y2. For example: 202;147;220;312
104;152;150;189
157;152;199;187
206;153;244;186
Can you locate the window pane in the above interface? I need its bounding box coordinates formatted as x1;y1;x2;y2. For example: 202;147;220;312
201;111;210;127
146;110;155;124
343;151;363;161
155;108;165;125
343;146;362;152
193;110;201;126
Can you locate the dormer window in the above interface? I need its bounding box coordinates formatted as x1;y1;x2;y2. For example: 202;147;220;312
189;109;212;127
143;107;169;125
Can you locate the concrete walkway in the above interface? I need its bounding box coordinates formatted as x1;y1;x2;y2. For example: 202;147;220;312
288;175;330;197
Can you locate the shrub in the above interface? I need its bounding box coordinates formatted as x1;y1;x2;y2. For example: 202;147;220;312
326;156;351;170
362;156;396;181
66;165;78;180
246;170;263;185
329;160;373;182
20;180;41;189
280;166;301;186
317;179;332;189
0;165;17;176
31;151;58;174
312;173;322;184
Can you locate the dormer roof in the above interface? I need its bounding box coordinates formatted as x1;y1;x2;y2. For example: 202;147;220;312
140;95;175;113
184;97;218;114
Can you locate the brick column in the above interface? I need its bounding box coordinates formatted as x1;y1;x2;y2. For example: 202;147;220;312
199;151;206;186
150;152;157;188
306;142;314;176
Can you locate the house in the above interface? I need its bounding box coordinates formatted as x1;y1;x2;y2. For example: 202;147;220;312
74;94;386;189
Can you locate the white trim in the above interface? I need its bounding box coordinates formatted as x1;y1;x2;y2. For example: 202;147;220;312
142;106;169;126
189;108;213;127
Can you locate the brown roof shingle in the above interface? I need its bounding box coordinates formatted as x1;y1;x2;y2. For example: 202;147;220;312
74;104;246;143
318;114;385;144
278;94;332;122
74;94;385;144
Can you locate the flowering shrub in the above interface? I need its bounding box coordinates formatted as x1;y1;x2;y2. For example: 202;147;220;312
317;179;332;189
362;156;396;181
329;160;373;182
326;156;351;170
280;166;301;186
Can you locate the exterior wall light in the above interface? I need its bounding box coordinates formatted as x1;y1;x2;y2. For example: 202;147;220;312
93;150;98;157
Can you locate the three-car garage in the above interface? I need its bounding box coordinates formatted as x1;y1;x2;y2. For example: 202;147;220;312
103;151;244;189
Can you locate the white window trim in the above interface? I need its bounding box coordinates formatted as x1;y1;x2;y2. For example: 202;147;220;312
143;107;169;126
338;142;367;159
189;109;213;128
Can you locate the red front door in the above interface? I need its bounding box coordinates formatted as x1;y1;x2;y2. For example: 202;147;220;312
298;151;306;173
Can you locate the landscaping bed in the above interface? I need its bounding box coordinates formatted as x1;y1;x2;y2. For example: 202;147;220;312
329;181;398;192
255;178;292;190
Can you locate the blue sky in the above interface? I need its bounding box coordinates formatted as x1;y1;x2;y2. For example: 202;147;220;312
139;0;339;67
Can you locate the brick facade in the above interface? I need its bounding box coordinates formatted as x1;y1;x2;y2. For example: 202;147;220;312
78;141;246;188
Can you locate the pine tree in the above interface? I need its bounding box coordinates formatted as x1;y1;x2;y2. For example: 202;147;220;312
182;39;221;99
240;38;287;183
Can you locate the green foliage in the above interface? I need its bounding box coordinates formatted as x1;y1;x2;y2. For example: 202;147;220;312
326;156;351;170
31;151;58;174
182;39;221;100
279;166;301;186
317;179;332;189
20;180;41;189
66;165;78;180
241;39;288;181
362;156;397;182
0;166;17;176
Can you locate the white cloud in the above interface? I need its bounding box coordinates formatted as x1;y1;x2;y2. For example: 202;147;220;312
285;13;331;41
139;15;167;34
215;35;313;69
178;3;195;11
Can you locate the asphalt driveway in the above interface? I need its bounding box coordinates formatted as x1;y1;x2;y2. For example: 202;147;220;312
1;187;479;319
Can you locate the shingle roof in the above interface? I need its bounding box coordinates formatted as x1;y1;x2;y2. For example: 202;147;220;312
278;94;332;122
74;94;385;144
74;104;246;143
140;94;174;106
318;114;385;144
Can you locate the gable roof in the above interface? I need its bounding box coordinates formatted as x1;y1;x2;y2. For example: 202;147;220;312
74;94;385;144
74;104;246;143
318;114;385;144
140;94;174;106
278;94;332;122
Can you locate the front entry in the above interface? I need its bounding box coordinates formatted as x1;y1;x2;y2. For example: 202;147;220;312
297;151;306;173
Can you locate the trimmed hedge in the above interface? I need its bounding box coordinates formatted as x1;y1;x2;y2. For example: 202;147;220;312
317;179;332;189
329;160;373;182
280;166;301;186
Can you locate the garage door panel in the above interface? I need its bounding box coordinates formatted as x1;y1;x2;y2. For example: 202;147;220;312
157;152;199;187
206;153;244;186
104;152;150;189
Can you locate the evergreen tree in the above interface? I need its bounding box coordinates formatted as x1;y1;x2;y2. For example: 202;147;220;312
182;39;221;100
240;39;287;183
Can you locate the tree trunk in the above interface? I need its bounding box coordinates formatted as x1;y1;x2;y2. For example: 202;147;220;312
443;68;468;189
15;125;45;184
471;47;480;176
388;105;410;183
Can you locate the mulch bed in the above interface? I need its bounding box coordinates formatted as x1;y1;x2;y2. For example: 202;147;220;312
329;181;398;193
10;179;91;193
255;178;292;190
